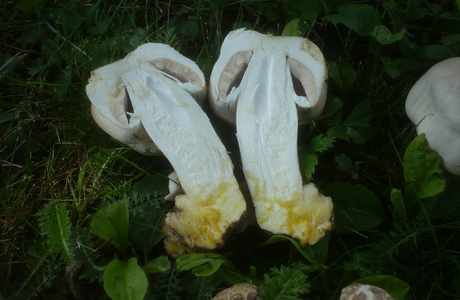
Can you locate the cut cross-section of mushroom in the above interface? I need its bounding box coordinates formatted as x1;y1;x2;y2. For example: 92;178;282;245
86;43;207;155
87;43;246;257
121;68;247;257
209;29;333;246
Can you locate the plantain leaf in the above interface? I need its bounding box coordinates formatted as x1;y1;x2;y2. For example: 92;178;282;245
103;257;148;300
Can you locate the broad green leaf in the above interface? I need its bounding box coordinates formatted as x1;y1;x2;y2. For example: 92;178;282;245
262;235;327;267
91;199;129;255
130;202;165;252
142;256;171;274
371;25;405;44
390;188;406;220
103;258;148;300
176;253;233;277
322;182;385;232
282;18;303;37
326;4;382;36
404;134;445;211
355;275;409;300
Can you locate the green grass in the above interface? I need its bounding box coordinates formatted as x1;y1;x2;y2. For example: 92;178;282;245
1;0;460;299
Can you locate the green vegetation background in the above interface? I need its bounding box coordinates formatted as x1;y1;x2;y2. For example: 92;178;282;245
1;0;460;299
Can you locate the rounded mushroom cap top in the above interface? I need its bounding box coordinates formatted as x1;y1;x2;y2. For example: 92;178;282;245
340;284;393;300
212;283;261;300
405;57;460;175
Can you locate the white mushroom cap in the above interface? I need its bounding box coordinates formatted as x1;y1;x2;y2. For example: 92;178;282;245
406;57;460;175
209;29;328;125
86;43;207;155
340;284;393;300
212;283;261;300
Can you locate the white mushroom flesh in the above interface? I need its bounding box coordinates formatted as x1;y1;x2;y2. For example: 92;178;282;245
405;57;460;175
209;29;333;246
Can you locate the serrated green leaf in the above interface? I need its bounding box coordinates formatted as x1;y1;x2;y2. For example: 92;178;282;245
371;25;405;44
305;152;319;181
37;202;73;262
322;182;385;232
142;256;171;274
310;134;335;153
404;134;445;211
176;253;233;277
103;258;148;300
91;199;129;256
326;4;382;36
355;275;409;300
259;262;311;300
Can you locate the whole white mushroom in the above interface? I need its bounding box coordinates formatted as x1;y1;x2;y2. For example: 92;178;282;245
405;57;460;176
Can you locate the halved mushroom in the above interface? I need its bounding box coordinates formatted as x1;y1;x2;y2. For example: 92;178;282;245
86;44;247;257
86;43;207;155
405;57;460;175
209;29;333;246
